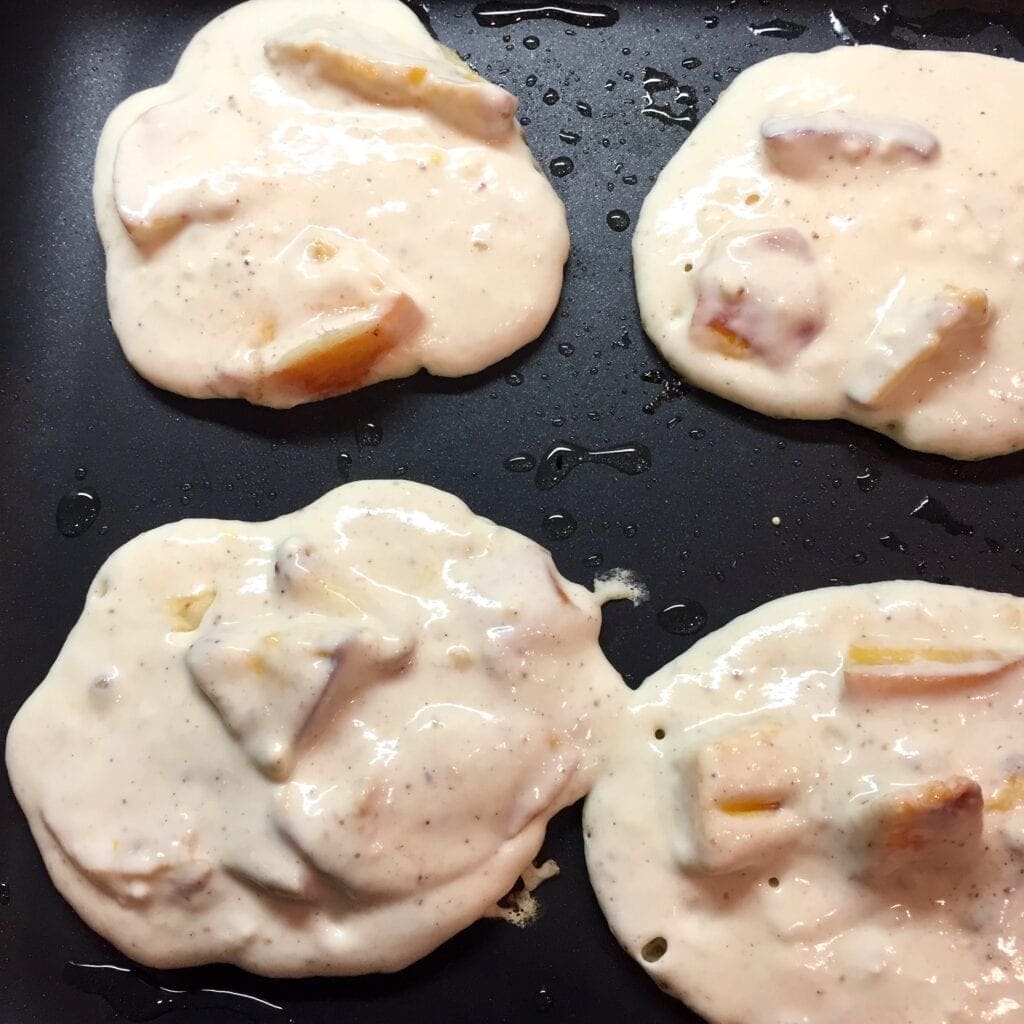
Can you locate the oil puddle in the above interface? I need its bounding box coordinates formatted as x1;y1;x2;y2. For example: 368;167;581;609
472;2;618;29
535;441;651;490
63;962;291;1023
910;495;974;537
749;18;806;39
828;5;1024;47
57;490;101;538
642;67;699;128
640;369;688;415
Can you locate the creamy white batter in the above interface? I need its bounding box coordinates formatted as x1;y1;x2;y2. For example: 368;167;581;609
634;47;1024;459
585;582;1024;1023
94;0;569;407
6;481;624;976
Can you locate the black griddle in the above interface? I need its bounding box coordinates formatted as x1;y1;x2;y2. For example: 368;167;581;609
2;2;1023;1021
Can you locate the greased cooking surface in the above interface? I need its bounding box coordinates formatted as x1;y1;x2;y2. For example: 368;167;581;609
5;4;1024;1024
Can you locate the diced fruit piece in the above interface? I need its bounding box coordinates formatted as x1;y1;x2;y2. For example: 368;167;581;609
265;19;518;140
851;776;982;880
690;229;826;367
986;775;1024;813
262;291;421;403
844;644;1021;696
253;226;425;406
273;537;364;617
844;283;989;407
166;587;215;632
273;704;575;898
676;725;806;874
186;613;409;780
43;815;212;905
113;96;250;250
761;111;939;177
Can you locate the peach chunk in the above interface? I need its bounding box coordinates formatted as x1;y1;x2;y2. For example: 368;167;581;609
844;644;1022;697
677;725;806;874
852;776;983;879
166;587;216;633
690;229;826;367
761;111;939;178
186;613;409;780
43;815;212;905
265;19;518;140
261;291;422;405
844;283;989;407
113;95;250;250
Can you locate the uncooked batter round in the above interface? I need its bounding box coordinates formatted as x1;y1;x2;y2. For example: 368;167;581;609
586;581;1024;1023
634;46;1024;459
95;0;569;407
7;481;624;976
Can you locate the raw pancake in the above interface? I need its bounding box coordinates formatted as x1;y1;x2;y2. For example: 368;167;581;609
633;46;1024;459
94;0;569;407
585;582;1024;1023
6;481;624;976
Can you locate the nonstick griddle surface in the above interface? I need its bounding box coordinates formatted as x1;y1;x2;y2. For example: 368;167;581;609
2;2;1023;1021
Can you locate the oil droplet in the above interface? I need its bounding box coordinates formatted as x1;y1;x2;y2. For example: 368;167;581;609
504;453;536;472
688;428;705;440
642;67;699;127
472;2;619;29
0;881;10;907
802;537;816;550
74;466;87;481
851;550;867;565
543;511;578;540
337;452;352;482
704;14;719;28
356;421;382;446
576;100;593;117
658;599;708;636
606;209;630;231
523;34;540;48
622;522;638;538
526;73;538;86
749;18;807;38
505;371;524;386
57;491;101;538
681;56;702;69
536;986;555;1012
550;156;574;177
880;532;908;553
911;495;974;537
558;342;575;356
856;467;880;493
536;440;651;489
542;88;560;105
558;129;581;144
